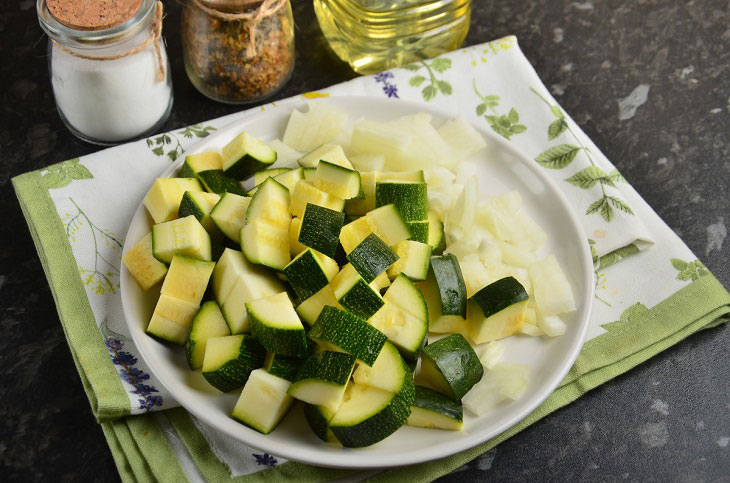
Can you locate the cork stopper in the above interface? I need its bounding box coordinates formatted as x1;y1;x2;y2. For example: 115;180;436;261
47;0;143;31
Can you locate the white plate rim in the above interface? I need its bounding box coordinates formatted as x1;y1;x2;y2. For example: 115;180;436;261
121;95;594;469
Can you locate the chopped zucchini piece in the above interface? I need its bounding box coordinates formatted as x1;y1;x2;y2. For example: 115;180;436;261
210;193;251;243
202;334;266;392
383;273;428;321
303;404;339;443
123;232;168;290
298;203;346;258
246;292;308;357
297;144;353;169
369;271;391;292
416;270;468;335
430;254;467;317
352;341;414;397
467;276;529;344
331;264;385;320
309;305;387;366
178;152;222;178
302;167;316;181
295;285;341;326
339;216;374;254
312;160;362;200
178;191;222;238
288;217;307;256
289;180;345;218
152;215;212;263
264;352;304;382
406;221;429;244
232;368;294;434
347;233;399;283
160;255;215;305
244;177;291;229
253;168;291;186
427;211;446;255
221;131;277;180
406;386;463;430
379;170;425;183
386;240;432;281
366;204;411;247
419;334;483;401
288;351;356;411
241;220;290;271
367;301;427;361
185;301;231;370
375;182;428;222
144;177;203;224
345;171;377;216
197;170;246;196
283;248;338;301
147;294;200;345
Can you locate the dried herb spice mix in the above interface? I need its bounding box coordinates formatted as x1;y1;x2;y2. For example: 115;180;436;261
182;0;294;104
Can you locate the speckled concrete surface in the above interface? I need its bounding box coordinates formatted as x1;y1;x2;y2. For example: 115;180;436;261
1;0;728;481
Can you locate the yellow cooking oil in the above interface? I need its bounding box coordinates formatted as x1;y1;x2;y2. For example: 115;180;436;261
313;0;472;74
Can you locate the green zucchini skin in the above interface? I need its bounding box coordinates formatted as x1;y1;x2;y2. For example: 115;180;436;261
303;404;336;443
337;278;385;320
308;306;387;366
406;221;429;244
430;254;468;317
471;276;529;318
411;385;463;423
421;333;483;401
375;182;428;222
298;203;346;258
264;352;304;382
185;301;231;370
197;170;246;196
427;212;446;255
293;351;356;387
202;335;266;392
178;192;206;221
221;132;277;180
347;233;399;283
247;306;308;358
282;249;331;301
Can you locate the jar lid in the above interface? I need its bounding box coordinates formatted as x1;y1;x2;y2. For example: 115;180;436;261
198;0;262;14
47;0;143;30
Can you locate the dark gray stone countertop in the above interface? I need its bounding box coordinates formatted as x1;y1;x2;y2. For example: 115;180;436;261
1;0;728;481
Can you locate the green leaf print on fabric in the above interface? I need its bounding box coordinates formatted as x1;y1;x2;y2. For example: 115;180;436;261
597;244;640;271
463;36;516;66
671;258;709;282
41;158;93;189
601;302;649;331
146;124;216;162
473;81;527;140
530;87;635;223
64;198;122;295
403;57;453;102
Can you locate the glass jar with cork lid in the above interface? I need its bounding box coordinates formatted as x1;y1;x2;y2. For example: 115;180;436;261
37;0;173;145
181;0;295;104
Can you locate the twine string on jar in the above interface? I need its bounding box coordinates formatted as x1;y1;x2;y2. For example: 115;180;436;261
191;0;287;57
51;1;166;82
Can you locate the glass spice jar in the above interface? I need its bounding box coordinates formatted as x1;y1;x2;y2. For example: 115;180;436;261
37;0;173;145
182;0;295;104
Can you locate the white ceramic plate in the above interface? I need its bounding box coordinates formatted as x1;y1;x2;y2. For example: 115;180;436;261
121;96;594;469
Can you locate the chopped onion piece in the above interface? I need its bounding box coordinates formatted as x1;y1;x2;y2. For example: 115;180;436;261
486;191;523;214
463;362;530;416
438;116;487;163
267;139;302;165
537;312;566;337
529;255;576;316
349;153;385;172
283;102;348;152
519;322;543;337
424;167;456;188
478;341;505;369
447;176;478;231
499;241;538;268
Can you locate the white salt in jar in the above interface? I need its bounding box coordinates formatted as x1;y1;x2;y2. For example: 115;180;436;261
37;0;173;145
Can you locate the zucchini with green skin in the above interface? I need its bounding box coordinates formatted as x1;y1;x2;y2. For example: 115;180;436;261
366;204;411;247
427;211;446;255
297;144;353;169
201;334;266;392
339;216;374;254
430;254;467;317
288;351;356;411
210;193;251;243
178;152;222;178
329;382;413;448
302;167;316;181
144;177;203;224
309;305;387;366
160;255;215;305
416;270;469;335
419;333;483;401
406;221;429;244
178;191;222;238
347;233;399;283
303;404;339;443
250;168;304;196
289;180;345;218
241;220;291;271
147;293;200;345
406;386;463;430
244;177;291;228
288;217;307;256
379;170;425;183
467;276;529;344
352;341;414;400
185;301;231;370
295;285;341;326
221;131;277;180
386;240;432;281
383;273;428;321
298;203;346;258
196;170;247;196
375;182;428;222
282;248;338;301
123;232;168;291
152;215;212;263
253;168;291;186
312;160;362;200
232;368;294;434
367;301;427;361
263;352;304;382
246;292;308;357
331;264;385;320
345;171;377;216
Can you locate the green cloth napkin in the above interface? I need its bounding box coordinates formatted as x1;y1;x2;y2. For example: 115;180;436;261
13;36;730;482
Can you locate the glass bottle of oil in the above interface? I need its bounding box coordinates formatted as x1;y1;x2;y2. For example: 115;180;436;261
313;0;471;74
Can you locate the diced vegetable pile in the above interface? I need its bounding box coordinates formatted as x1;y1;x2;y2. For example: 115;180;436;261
123;102;577;447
